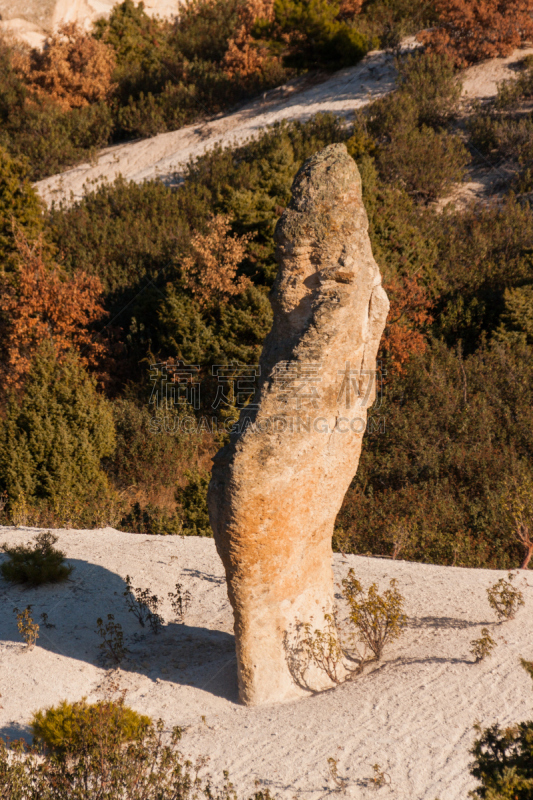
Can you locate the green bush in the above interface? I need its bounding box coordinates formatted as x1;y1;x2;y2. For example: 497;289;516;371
0;344;115;509
0;147;43;267
470;661;533;799
2;709;274;800
364;58;469;201
1;531;72;586
342;569;407;661
357;0;438;49
118;501;183;536
487;575;525;622
395;50;461;128
377;120;469;201
337;340;533;568
176;469;212;536
31;699;151;754
265;0;372;69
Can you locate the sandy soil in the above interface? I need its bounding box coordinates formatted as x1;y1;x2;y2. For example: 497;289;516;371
1;526;532;799
34;44;533;209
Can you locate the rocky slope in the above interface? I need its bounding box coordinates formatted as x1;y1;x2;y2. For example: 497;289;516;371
0;0;180;47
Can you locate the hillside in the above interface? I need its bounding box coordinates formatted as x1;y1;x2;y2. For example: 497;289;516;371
36;44;533;207
1;527;532;799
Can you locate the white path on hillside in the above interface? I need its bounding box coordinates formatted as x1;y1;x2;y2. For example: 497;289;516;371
35;45;533;207
35;50;398;207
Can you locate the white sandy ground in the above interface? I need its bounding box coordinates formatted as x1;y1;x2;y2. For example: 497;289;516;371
34;44;533;209
1;527;532;799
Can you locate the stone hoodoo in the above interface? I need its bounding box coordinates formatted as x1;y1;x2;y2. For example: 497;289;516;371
208;143;389;706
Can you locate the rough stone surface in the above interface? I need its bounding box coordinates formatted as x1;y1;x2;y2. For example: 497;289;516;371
0;0;180;47
208;143;389;706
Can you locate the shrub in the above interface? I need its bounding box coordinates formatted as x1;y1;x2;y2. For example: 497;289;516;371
299;613;346;685
176;469;212;536
96;614;128;664
341;569;407;661
31;699;151;754
487;574;525;622
500;476;533;570
396;51;461;128
0;344;116;511
421;0;533;67
0;233;107;394
470;628;497;663
0;147;43;267
376;117;469;201
337;340;533;569
181;214;251;309
470;662;533;799
118;502;183;536
19;23;116;110
124;575;163;633
1;531;72;586
364;61;469;200
267;0;372;70
13;605;39;648
168;582;192;623
356;0;438;49
0;712;270;800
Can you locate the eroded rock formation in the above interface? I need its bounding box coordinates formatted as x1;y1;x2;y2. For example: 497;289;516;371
208;143;389;705
0;0;180;48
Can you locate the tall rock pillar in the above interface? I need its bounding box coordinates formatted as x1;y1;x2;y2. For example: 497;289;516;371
208;143;389;705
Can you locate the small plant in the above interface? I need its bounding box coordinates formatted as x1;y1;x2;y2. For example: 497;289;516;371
487;574;525;622
31;698;151;754
367;763;391;789
470;660;533;798
470;628;497;663
168;582;191;624
13;606;39;649
1;532;73;586
124;576;163;634
327;756;348;791
342;570;407;662
301;614;346;685
96;615;128;664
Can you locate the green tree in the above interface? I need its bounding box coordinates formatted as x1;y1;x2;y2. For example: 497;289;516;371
0;147;43;268
0;344;115;508
270;0;371;68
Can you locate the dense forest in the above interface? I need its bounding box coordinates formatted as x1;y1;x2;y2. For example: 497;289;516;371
1;0;533;570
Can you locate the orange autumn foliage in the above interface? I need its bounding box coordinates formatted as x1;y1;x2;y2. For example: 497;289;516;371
19;23;116;110
421;0;533;67
222;0;281;81
181;215;251;308
338;0;363;19
0;233;107;392
381;273;433;375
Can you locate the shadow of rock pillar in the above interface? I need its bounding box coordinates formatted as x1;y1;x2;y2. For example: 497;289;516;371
208;143;389;705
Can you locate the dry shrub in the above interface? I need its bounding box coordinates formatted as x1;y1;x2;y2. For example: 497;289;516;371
20;23;116;109
222;0;282;84
421;0;533;67
338;0;364;20
0;232;107;392
381;272;433;375
181;214;251;308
